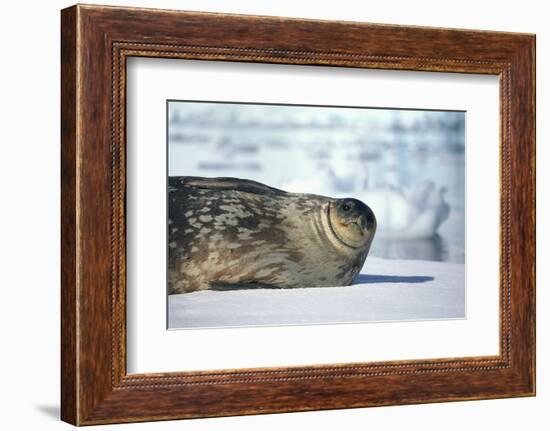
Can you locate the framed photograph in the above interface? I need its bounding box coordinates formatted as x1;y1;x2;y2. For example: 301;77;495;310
61;4;535;425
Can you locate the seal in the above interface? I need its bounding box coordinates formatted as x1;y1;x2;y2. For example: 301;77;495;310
168;176;376;293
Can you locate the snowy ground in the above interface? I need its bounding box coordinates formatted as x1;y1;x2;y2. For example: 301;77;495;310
168;257;465;329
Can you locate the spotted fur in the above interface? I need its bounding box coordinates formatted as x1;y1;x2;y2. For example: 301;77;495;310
168;177;376;293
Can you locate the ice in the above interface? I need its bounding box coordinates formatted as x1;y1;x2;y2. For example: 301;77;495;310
361;182;450;238
168;257;465;329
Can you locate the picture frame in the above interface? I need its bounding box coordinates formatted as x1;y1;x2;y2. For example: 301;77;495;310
60;4;535;425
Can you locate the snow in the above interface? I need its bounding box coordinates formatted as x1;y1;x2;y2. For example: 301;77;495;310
168;257;465;329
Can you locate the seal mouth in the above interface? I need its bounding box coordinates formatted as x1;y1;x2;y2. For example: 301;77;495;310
338;215;370;236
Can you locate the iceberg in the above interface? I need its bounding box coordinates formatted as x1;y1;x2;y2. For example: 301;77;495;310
362;181;450;239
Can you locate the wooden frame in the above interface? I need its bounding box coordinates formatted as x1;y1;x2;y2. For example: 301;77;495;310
61;4;535;425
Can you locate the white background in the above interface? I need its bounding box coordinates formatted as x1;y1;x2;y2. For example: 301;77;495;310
0;0;546;430
127;59;499;373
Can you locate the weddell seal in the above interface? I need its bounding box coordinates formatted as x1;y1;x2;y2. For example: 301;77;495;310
168;177;376;293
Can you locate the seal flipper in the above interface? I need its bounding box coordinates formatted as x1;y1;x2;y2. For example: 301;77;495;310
170;176;287;197
209;281;285;291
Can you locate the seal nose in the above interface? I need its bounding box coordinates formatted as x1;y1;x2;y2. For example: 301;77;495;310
357;207;376;232
357;215;368;233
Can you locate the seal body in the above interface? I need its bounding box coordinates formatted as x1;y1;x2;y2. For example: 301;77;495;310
168;177;376;293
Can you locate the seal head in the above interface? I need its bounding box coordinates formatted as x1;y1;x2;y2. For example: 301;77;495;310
328;198;376;249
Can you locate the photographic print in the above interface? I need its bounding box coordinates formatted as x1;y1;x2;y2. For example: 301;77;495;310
60;7;535;423
167;101;465;329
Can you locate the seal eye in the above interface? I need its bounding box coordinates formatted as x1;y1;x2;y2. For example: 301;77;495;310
342;203;352;211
